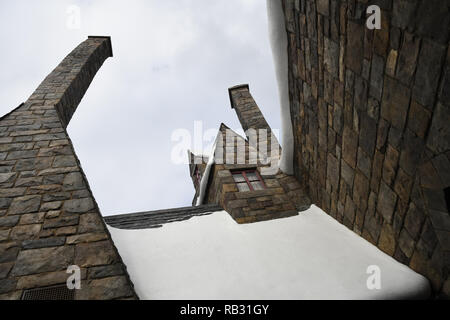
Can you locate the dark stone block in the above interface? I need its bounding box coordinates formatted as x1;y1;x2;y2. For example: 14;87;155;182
387;126;403;150
43;215;79;230
63;198;95;214
344;195;356;224
390;27;401;50
396;32;420;86
22;237;66;250
379;222;396;255
324;72;334;104
431;154;450;189
422;188;447;213
346;21;364;74
0;198;13;210
8;195;41;215
371;0;392;10
407;100;431;139
383;144;399;185
427;102;450;154
364;28;374;60
413;40;446;108
394;246;409;265
381;77;411;131
327;153;340;190
369;54;384;100
377;181;397;224
0;278;16;294
439;48;450;104
0;215;19;228
373;13;390;57
345;68;354;93
404;203;425;240
333;104;343;134
11;246;74;276
371;149;384;192
77;275;133;300
392;0;417;29
394;168;413;203
362;59;370;81
357;148;372;179
0;262;13;279
353;171;370;212
376;118;389;150
367;97;380;122
317;0;329;16
342;127;358;168
418;153;441;184
330;0;340;41
75;241;117;268
306;0;317;39
364;212;382;242
355;209;364;232
79;213;104;234
341;159;355;187
398;228;415;258
429;209;450;233
399;129;424;176
344;92;354;128
420;219;438;253
88;264;124;279
415;0;450;44
354;76;368;110
359;113;377;157
334;80;344;107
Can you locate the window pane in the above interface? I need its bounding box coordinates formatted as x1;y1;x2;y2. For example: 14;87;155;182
236;182;250;192
232;173;246;183
245;172;259;181
251;181;264;191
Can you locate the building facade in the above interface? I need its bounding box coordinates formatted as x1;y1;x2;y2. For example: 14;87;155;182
0;0;449;299
281;0;449;296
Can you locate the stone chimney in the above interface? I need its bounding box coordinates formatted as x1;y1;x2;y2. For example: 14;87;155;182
30;36;113;128
228;84;281;170
0;37;136;300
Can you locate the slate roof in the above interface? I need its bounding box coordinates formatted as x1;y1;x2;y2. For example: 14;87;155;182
104;204;223;230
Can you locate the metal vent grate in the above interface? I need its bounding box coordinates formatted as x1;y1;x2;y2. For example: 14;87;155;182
22;285;75;300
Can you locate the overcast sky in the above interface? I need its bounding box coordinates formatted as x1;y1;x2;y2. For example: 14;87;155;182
0;0;281;216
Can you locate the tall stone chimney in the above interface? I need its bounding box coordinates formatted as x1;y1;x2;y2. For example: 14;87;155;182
228;84;281;170
0;37;137;300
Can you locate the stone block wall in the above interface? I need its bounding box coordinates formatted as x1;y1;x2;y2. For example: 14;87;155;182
204;162;309;224
281;0;450;296
229;85;281;166
0;37;137;300
191;86;310;223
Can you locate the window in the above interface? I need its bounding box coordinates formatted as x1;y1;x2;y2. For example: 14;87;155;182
232;169;266;192
194;167;202;187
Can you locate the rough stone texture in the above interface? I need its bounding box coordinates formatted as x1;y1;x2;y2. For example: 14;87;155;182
282;0;450;297
0;37;136;299
185;85;310;224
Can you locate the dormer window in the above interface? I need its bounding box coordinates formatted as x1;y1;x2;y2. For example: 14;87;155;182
194;167;202;187
232;169;266;192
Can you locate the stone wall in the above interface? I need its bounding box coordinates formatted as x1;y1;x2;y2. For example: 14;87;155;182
282;0;449;297
0;37;137;300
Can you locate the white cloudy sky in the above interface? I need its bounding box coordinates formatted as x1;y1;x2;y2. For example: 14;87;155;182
0;0;281;216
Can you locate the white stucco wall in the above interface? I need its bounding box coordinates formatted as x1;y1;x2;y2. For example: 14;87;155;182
109;205;430;300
